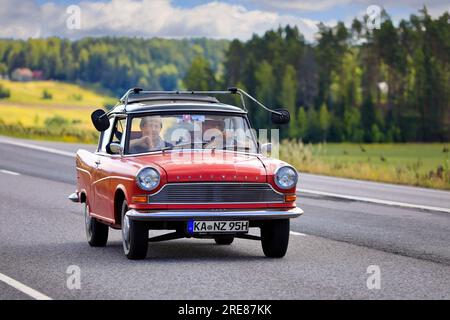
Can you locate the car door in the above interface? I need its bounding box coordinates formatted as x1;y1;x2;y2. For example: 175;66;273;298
92;116;126;222
90;116;114;219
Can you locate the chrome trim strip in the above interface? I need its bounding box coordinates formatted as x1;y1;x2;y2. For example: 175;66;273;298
76;167;91;178
92;175;134;186
149;201;285;204
89;212;116;224
126;207;303;221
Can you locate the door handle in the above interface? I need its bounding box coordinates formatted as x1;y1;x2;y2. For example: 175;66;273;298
95;159;101;166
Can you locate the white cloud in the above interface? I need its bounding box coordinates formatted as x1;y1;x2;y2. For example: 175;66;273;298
256;0;449;14
0;0;321;41
256;0;352;11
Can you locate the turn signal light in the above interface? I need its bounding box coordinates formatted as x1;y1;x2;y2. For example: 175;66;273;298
132;195;148;203
284;194;296;202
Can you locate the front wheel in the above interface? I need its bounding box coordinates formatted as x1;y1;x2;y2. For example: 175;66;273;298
121;200;148;260
261;219;290;258
85;202;108;247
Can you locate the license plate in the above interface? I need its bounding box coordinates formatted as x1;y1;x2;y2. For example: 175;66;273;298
188;220;249;233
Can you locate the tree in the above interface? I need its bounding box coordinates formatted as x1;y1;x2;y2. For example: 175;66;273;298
297;107;308;140
306;107;320;142
343;108;363;142
183;56;217;91
319;103;330;141
361;94;376;141
254;60;276;129
280;65;297;138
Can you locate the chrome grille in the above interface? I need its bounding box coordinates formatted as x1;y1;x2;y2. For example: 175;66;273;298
148;183;284;203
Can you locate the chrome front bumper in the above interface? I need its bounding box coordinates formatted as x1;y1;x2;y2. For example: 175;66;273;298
68;192;80;203
126;207;303;221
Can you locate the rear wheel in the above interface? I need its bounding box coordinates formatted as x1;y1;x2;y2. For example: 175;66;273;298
261;219;290;258
121;200;148;260
214;236;234;245
85;202;108;247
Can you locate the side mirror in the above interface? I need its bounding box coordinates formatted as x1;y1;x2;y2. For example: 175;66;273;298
108;142;123;156
271;108;290;125
91;109;110;132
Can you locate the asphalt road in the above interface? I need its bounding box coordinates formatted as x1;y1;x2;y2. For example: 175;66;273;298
0;136;449;299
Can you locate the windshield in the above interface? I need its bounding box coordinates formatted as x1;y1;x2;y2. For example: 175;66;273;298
127;113;258;154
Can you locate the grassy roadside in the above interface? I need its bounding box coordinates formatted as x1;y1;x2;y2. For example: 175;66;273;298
280;141;450;190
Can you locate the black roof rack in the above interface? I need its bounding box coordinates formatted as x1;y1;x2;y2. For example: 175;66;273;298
114;87;284;117
125;93;219;104
92;87;290;132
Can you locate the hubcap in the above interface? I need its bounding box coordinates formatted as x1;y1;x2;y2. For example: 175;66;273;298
85;203;92;240
122;208;130;251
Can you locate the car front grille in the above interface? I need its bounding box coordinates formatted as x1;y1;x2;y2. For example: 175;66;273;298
148;183;284;204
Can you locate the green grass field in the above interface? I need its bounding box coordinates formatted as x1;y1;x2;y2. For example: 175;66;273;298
280;141;450;190
0;80;115;107
0;80;114;142
0;80;115;130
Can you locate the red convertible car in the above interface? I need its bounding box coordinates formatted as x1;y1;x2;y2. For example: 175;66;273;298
69;88;303;259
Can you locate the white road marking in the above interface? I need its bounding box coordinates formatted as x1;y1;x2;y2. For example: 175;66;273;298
298;188;450;214
0;272;52;300
0;138;76;157
0;169;20;176
290;231;307;236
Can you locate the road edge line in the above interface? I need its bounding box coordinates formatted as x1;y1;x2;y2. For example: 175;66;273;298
290;231;307;236
0;169;20;176
0;272;52;300
298;188;450;214
0;138;76;157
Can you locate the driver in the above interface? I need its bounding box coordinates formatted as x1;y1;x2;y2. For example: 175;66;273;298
129;116;172;153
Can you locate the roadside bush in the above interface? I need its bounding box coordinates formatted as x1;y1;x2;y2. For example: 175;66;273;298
0;84;10;99
41;89;53;100
44;115;70;128
0;121;98;144
70;94;83;101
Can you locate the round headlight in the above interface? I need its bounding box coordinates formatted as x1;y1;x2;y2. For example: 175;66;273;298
275;166;298;189
136;167;160;191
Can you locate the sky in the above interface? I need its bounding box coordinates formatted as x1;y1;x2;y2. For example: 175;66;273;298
1;0;449;41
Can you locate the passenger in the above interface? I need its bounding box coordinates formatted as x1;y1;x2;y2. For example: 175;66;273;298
203;119;226;149
129;116;172;153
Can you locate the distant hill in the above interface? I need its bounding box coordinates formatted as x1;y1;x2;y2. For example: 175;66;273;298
0;37;229;95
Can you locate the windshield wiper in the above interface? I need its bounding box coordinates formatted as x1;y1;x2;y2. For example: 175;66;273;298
161;142;194;151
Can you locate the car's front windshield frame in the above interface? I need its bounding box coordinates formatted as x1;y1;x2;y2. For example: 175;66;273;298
124;111;258;155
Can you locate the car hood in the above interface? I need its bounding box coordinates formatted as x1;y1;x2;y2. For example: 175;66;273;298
130;150;267;183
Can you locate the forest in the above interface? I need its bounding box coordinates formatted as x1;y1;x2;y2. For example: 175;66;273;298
0;37;228;95
0;8;448;143
221;8;449;142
